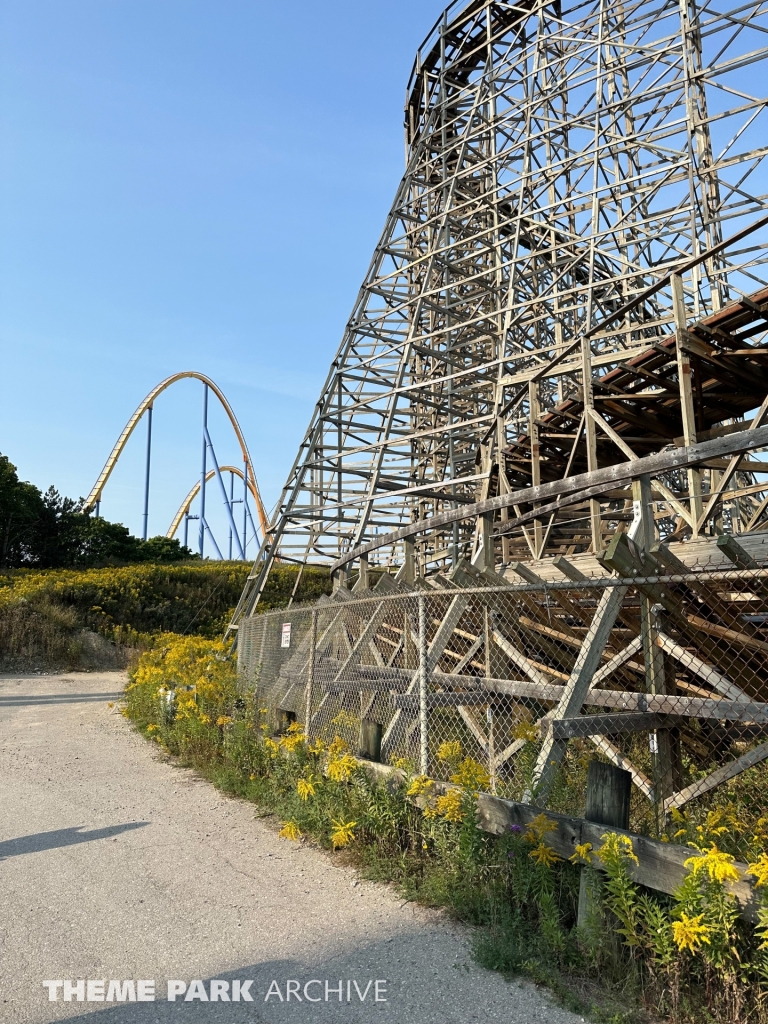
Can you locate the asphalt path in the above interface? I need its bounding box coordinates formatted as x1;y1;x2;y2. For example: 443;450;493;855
0;671;585;1024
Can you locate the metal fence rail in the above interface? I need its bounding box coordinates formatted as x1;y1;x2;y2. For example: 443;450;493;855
238;557;768;860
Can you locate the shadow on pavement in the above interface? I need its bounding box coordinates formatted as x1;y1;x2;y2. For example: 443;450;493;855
0;693;123;707
0;823;149;860
25;945;505;1024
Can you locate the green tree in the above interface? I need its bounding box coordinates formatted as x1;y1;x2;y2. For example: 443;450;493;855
0;455;46;567
0;452;196;567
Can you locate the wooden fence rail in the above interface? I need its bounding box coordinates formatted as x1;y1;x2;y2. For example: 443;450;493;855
360;757;760;922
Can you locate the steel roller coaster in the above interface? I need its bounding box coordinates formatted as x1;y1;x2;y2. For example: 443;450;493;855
84;371;268;559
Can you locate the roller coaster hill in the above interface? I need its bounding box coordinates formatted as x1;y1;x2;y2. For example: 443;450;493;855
83;371;269;562
228;0;768;843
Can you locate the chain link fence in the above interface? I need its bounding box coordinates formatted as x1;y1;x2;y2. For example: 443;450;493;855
237;555;768;861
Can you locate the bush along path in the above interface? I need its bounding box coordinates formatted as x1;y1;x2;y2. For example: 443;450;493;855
0;562;331;669
125;635;768;1024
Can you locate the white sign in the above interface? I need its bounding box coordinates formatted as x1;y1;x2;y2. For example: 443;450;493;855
281;623;292;649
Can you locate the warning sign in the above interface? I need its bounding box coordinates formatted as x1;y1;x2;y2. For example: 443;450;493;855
281;623;291;649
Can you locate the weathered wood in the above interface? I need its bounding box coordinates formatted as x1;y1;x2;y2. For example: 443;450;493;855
331;425;768;571
533;585;629;796
579;760;632;925
548;712;684;740
393;692;497;709
358;719;383;762
589;734;654;800
665;739;768;812
317;661;768;723
475;793;759;922
585;760;632;829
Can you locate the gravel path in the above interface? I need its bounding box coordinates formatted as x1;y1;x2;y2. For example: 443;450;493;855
0;671;585;1024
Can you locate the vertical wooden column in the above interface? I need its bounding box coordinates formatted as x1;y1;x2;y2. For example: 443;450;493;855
495;390;512;564
304;608;318;739
577;760;631;927
580;335;602;552
480;511;494;572
404;536;416;585
632;475;678;814
359;720;383;762
528;380;543;558
484;604;496;793
358;554;370;591
671;273;703;535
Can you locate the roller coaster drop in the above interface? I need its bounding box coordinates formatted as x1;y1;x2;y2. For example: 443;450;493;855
84;371;269;559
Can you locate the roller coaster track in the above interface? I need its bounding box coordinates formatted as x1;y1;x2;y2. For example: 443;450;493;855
166;465;258;540
84;370;269;543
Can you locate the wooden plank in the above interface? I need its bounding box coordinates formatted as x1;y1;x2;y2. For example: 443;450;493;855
589;734;655;800
548;711;684;740
665;740;768;812
319;665;768;722
394;692;498;709
475;794;759;922
656;631;748;701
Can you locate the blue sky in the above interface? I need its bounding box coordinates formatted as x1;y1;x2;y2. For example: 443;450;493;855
0;0;446;553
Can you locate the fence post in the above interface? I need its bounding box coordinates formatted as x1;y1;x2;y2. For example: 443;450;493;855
304;608;318;740
577;760;632;927
418;592;429;775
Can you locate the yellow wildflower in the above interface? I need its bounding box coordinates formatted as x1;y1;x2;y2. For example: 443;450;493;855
286;721;304;733
216;715;233;727
146;724;159;733
684;845;740;886
296;776;316;802
390;756;416;772
258;708;269;715
308;738;326;755
569;842;593;864
280;730;306;752
434;790;464;824
672;912;711;954
249;774;255;781
450;757;490;794
512;721;539;743
278;821;303;842
530;842;561;867
264;737;280;757
748;853;768;888
406;775;435;798
327;753;357;783
330;819;356;848
330;710;359;731
596;832;639;867
436;740;462;764
107;702;115;708
327;735;349;758
199;713;211;725
524;813;558;844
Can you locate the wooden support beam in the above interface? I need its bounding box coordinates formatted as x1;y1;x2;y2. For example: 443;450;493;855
531;584;628;798
332;424;768;571
672;273;703;534
547;711;685;740
665;739;768;812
